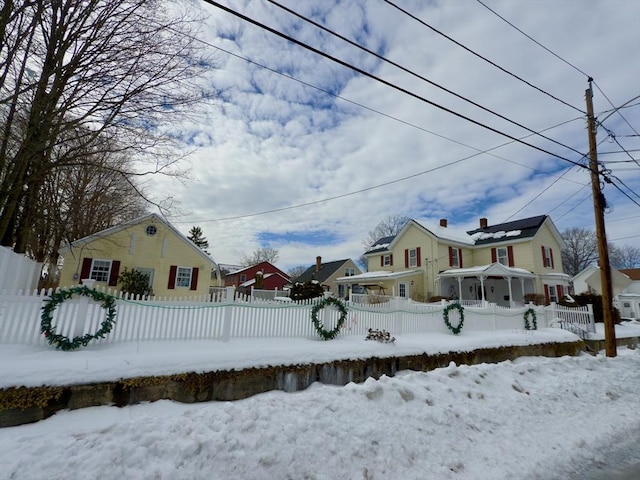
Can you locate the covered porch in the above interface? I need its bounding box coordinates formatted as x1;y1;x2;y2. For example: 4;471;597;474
437;263;537;307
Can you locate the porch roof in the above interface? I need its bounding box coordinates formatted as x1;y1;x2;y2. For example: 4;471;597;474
335;269;420;284
437;263;536;280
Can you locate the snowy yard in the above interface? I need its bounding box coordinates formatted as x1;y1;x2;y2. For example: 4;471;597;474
1;324;639;479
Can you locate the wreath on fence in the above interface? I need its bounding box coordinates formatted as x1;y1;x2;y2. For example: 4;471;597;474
523;308;537;331
41;286;117;351
311;297;348;341
443;302;465;335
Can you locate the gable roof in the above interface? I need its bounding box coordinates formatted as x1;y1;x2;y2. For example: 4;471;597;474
227;261;290;280
294;259;352;284
59;213;217;267
239;272;291;288
620;268;640;281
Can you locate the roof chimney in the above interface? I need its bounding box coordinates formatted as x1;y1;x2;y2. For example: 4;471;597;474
480;217;488;229
315;256;322;273
439;218;447;228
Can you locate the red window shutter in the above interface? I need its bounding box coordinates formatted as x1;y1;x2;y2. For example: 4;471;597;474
380;256;383;267
416;247;421;267
108;261;120;287
390;254;393;266
543;284;550;303
80;258;92;283
507;246;514;267
190;267;199;291
491;248;497;263
550;248;555;269
404;249;409;268
448;246;453;267
558;285;564;298
168;265;177;289
541;246;546;267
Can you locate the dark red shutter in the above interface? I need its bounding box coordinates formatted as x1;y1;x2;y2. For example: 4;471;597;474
458;249;463;268
416;247;421;267
390;254;393;266
190;267;199;290
380;256;384;267
108;261;120;287
404;249;409;268
168;265;177;289
491;248;497;263
80;258;92;283
557;285;564;298
543;284;550;303
448;246;453;267
541;246;546;267
507;246;514;267
550;248;555;269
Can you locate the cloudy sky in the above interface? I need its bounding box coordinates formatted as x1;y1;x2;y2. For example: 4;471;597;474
153;0;639;272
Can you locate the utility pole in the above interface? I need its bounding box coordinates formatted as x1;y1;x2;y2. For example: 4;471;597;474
585;78;616;357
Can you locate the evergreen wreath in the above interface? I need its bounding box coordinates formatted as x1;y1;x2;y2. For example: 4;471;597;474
443;302;465;335
41;286;117;351
311;297;348;340
523;308;538;330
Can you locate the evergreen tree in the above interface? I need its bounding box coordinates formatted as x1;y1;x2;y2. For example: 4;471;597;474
188;226;209;253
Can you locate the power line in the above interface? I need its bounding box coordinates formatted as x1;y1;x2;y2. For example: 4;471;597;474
266;0;586;156
594;81;640;137
475;0;590;78
202;0;593;173
382;0;585;115
166;21;586;187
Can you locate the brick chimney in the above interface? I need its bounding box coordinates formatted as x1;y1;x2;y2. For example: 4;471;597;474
315;256;322;273
439;218;447;228
480;217;488;229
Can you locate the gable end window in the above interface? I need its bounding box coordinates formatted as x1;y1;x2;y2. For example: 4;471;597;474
541;246;554;269
345;268;355;277
404;248;421;268
80;258;120;286
168;265;200;290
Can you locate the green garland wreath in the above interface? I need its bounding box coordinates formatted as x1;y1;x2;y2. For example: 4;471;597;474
311;297;348;341
523;308;537;330
41;286;117;351
443;302;465;335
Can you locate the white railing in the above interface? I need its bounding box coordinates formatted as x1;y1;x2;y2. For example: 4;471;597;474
0;287;594;346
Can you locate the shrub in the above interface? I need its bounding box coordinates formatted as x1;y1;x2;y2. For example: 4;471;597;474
570;293;621;323
524;293;547;306
118;268;153;298
290;280;324;301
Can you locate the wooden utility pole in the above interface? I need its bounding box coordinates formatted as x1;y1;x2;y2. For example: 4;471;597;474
585;78;616;357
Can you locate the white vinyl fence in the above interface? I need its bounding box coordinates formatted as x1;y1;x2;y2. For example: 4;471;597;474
0;246;42;292
0;286;595;347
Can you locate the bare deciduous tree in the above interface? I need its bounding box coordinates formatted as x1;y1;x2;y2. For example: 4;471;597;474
241;247;280;267
359;214;409;270
610;244;640;269
561;227;599;277
0;0;212;252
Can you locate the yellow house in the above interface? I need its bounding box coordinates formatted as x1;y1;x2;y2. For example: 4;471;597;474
337;215;570;306
58;213;217;297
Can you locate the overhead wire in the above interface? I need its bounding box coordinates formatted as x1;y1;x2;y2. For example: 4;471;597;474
201;0;593;173
266;0;587;157
383;0;585;115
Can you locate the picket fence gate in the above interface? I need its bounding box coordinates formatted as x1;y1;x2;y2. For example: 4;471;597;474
0;284;595;347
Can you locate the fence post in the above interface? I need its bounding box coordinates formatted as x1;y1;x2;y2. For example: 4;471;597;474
491;302;497;331
222;286;235;342
73;279;95;337
394;297;403;335
587;304;595;333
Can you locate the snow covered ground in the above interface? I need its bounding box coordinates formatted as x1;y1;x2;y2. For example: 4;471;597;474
1;323;639;479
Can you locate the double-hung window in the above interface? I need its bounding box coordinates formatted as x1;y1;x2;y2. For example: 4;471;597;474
497;247;508;266
408;249;417;267
344;268;355;277
542;246;554;268
90;259;111;282
176;267;192;288
383;255;392;267
450;248;460;268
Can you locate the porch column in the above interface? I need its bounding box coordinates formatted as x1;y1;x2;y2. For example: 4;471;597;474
505;276;514;307
519;278;526;301
456;276;463;301
479;275;486;302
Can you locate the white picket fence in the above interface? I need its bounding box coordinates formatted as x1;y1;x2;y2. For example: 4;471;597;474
0;246;42;292
0;285;595;347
